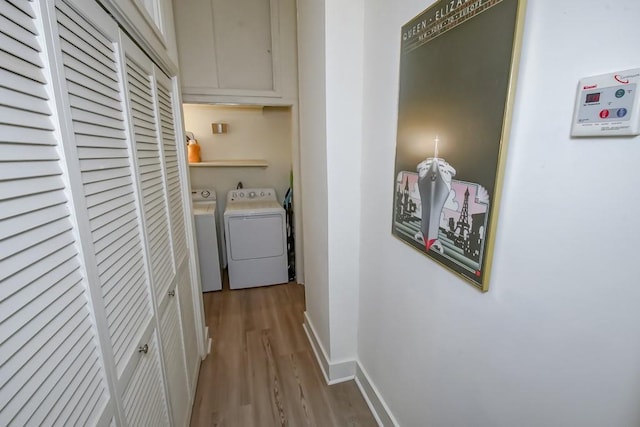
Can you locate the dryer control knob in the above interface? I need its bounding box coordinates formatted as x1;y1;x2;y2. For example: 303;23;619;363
201;190;210;198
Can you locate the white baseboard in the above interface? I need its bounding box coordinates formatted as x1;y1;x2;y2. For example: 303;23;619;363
303;312;356;384
204;326;212;357
354;362;399;427
302;313;397;426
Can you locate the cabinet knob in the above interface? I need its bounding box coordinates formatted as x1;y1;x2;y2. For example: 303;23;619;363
138;344;149;354
168;290;176;297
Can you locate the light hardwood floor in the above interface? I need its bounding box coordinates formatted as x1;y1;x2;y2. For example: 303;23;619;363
189;277;378;427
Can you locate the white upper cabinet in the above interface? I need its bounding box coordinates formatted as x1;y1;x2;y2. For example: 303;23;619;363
174;0;298;104
101;0;180;75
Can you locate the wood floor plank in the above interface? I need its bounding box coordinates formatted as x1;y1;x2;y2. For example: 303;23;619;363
190;277;377;427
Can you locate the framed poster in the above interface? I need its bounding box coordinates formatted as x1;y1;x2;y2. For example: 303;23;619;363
392;0;526;291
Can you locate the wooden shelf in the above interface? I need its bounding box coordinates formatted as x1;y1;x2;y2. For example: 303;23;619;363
189;159;269;168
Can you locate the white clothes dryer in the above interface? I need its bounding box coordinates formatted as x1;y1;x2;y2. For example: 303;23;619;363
224;188;288;289
192;189;222;292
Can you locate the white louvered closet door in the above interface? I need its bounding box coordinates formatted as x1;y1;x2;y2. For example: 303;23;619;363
155;70;200;400
53;3;169;426
121;36;190;427
155;73;188;269
123;39;176;302
0;1;113;425
153;70;191;427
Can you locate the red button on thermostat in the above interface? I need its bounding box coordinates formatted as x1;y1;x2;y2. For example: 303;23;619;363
599;109;610;119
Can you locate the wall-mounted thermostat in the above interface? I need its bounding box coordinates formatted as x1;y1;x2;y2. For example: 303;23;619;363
571;68;640;137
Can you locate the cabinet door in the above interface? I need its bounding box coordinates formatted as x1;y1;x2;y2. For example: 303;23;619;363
175;0;280;98
0;1;112;424
177;263;200;392
121;329;169;426
211;0;274;91
158;293;190;427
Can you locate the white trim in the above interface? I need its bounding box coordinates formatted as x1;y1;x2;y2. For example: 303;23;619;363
205;326;212;357
354;362;400;427
302;312;356;384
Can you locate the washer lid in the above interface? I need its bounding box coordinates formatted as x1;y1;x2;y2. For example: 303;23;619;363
224;200;284;216
193;201;216;215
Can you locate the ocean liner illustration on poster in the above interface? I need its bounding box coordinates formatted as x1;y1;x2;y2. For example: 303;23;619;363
391;0;524;290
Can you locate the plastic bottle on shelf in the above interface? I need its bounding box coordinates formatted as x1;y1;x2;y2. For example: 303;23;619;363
188;139;201;163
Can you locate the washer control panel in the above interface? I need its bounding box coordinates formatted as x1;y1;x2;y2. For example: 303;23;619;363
572;68;640;136
191;188;216;201
227;188;277;203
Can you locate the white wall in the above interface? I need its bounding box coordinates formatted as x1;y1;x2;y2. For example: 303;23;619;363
184;104;293;214
296;0;364;370
325;0;364;363
357;1;640;426
297;0;331;352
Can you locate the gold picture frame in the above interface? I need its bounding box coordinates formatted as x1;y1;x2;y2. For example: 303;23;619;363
392;0;527;291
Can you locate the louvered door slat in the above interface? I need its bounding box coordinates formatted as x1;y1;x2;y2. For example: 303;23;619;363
84;175;131;195
71;107;126;131
69;93;123;121
0;140;58;161
64;66;120;102
0;80;50;116
0;258;78;343
0;104;53;130
73;121;127;140
0;244;76;302
81;166;130;185
101;253;144;299
55;0;154;380
0;123;56;146
0;29;41;65
0;1;36;32
94;215;137;254
43;342;102;424
66;80;122;112
0;160;60;182
0;231;74;283
0;216;72;259
0;202;67;252
55;1;115;66
0;69;48;103
87;191;135;223
58;37;118;83
14;320;96;425
92;209;136;243
76;146;130;160
0;276;84;363
86;185;133;212
0;182;65;217
79;157;131;173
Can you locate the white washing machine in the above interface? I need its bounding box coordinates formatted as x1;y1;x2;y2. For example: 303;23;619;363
224;188;288;289
192;189;222;292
